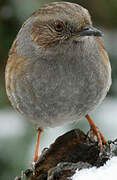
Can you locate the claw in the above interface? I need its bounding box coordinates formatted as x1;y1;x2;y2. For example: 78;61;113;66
85;114;108;151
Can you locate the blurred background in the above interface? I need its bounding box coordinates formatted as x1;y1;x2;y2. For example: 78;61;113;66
0;0;117;179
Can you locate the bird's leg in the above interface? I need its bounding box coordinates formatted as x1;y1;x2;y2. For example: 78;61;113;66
33;128;42;162
85;114;108;151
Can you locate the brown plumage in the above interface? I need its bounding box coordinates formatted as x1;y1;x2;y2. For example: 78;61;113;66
5;2;111;162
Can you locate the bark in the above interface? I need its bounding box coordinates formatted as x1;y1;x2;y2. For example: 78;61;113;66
14;129;117;180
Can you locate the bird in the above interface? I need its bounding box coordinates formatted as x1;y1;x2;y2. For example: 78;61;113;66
5;1;111;162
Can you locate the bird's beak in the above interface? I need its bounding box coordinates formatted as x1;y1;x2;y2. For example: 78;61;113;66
79;25;103;37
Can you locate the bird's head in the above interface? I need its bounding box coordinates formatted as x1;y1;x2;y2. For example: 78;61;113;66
29;2;102;48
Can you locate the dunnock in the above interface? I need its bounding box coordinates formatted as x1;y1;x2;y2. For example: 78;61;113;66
5;2;111;162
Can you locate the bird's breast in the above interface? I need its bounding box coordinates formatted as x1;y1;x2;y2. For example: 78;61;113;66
6;36;111;128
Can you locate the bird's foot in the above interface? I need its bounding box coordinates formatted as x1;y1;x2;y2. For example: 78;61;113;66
89;125;109;152
85;114;109;152
33;128;42;162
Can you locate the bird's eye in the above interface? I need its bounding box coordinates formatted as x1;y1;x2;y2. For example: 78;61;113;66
54;20;64;32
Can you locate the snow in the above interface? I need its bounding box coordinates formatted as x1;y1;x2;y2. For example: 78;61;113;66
93;97;117;140
72;157;117;180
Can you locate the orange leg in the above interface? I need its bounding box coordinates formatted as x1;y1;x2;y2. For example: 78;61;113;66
33;128;42;162
85;114;108;151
